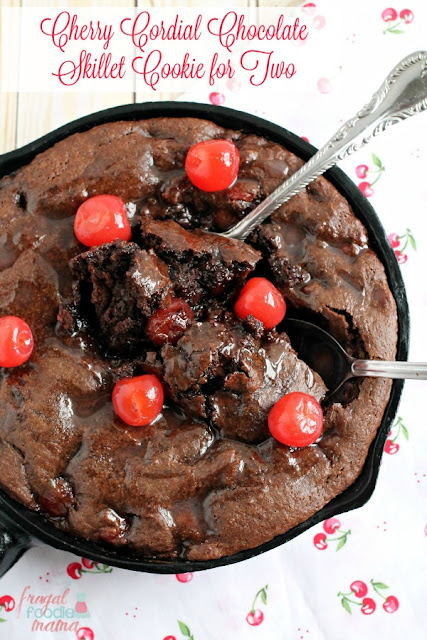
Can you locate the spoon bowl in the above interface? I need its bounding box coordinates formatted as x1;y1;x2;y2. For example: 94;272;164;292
284;318;427;396
283;319;351;394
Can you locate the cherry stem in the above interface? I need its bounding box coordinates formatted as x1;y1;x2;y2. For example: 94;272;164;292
337;592;362;606
251;586;267;613
370;580;387;601
93;563;112;573
326;529;351;542
80;567;111;575
368;170;384;188
392;421;401;443
92;569;111;574
399;232;411;252
383;19;403;34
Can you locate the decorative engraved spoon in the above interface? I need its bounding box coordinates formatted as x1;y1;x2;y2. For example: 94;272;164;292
222;50;427;240
284;319;427;395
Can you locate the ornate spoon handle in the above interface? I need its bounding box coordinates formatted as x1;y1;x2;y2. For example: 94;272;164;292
223;51;427;240
351;359;427;380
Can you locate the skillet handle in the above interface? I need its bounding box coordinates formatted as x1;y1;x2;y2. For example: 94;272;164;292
0;513;31;578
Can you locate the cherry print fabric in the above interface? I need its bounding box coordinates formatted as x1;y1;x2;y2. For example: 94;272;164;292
1;2;426;638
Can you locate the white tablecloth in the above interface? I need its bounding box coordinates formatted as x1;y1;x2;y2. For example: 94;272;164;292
1;2;426;638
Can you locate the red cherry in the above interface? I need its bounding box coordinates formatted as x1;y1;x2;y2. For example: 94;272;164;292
209;91;225;106
74;195;131;247
176;572;193;583
0;316;34;368
384;439;399;455
361;598;376;615
185;139;239;192
81;558;95;569
355;164;369;179
358;181;374;197
399;9;414;23
350;581;368;598
146;299;194;346
246;609;264;626
313;532;328;550
76;627;95;640
234;277;286;329
163;637;177;640
382;8;398;21
395;250;407;265
323;517;341;535
0;595;15;612
268;392;323;447
383;595;399;613
388;233;400;248
67;562;83;580
112;374;164;427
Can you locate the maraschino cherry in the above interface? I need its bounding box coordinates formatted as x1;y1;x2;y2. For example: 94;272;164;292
74;194;131;247
234;277;286;329
146;299;194;346
112;375;164;427
0;316;34;368
268;392;323;447
185;139;240;192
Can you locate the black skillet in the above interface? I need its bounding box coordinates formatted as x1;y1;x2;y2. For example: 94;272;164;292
0;102;409;577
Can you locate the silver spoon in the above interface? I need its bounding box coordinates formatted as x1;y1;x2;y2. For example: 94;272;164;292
222;50;427;240
284;319;427;396
219;52;427;388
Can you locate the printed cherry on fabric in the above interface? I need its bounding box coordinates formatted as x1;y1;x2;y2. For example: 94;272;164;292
74;194;132;247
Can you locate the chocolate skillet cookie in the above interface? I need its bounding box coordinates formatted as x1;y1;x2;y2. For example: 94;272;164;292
0;117;397;560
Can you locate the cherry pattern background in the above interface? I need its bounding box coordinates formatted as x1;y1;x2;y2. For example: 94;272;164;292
66;559;113;580
313;517;351;551
381;7;414;34
387;230;416;265
246;585;268;626
0;2;426;639
0;595;15;623
384;416;409;455
355;153;386;198
163;620;195;640
338;579;399;616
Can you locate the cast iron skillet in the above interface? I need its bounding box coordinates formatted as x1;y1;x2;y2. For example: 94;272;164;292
0;102;409;577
